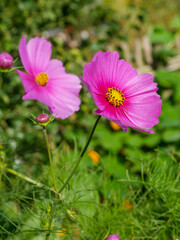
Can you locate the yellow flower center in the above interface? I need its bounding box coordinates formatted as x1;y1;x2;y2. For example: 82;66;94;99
35;72;49;86
106;87;125;107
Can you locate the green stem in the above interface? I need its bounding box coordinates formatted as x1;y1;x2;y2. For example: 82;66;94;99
6;168;60;196
59;115;101;193
6;168;43;187
45;199;58;240
45;116;101;240
43;127;57;193
44;115;101;240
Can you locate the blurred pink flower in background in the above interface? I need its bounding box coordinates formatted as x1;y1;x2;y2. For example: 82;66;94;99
17;36;81;119
0;52;13;68
81;51;162;133
105;234;121;240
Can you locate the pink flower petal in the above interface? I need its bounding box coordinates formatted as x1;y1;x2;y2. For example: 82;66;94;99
83;51;120;94
48;74;81;95
122;73;158;97
95;108;128;132
46;74;81;118
122;94;162;129
92;92;108;111
79;76;92;94
116;59;138;90
22;86;52;107
48;92;81;119
91;50;104;62
19;36;33;75
45;59;65;78
83;51;138;95
95;104;117;121
27;37;52;76
116;107;155;133
16;70;36;93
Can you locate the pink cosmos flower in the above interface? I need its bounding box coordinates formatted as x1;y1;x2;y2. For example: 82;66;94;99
17;36;81;119
106;234;121;240
81;51;162;133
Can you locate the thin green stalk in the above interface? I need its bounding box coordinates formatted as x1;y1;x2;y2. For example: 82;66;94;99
43;127;57;192
59;115;101;193
0;164;2;188
45;115;101;240
6;168;60;195
0;151;4;187
45;199;58;240
6;168;43;187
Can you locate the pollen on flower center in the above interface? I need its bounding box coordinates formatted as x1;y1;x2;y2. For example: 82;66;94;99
106;87;125;107
35;72;49;86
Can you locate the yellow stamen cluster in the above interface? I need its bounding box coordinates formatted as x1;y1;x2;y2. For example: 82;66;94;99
36;72;49;86
106;87;125;107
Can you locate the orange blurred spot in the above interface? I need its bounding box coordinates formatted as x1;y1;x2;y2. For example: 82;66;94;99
58;228;67;236
178;170;180;176
110;121;121;131
72;227;81;239
123;200;133;212
88;150;100;165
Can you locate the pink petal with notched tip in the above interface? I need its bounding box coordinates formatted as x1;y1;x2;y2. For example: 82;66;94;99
46;74;81;118
116;107;155;133
48;91;81;119
83;51;138;94
123;95;161;129
83;51;120;94
116;59;138;89
26;37;52;76
122;73;158;97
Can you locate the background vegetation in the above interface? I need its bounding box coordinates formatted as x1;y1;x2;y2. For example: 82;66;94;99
0;0;180;239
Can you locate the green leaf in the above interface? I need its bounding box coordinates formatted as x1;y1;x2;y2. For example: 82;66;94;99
160;104;180;128
170;15;180;29
148;25;174;44
174;85;180;102
125;134;143;148
163;128;180;142
143;134;161;147
155;71;180;88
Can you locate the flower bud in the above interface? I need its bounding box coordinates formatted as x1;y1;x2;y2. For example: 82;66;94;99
36;113;50;123
0;52;13;68
106;234;121;240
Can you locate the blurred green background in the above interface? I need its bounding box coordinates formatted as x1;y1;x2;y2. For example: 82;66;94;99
0;0;180;239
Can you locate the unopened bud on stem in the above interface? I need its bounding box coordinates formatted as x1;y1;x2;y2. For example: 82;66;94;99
36;113;50;123
0;52;13;69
